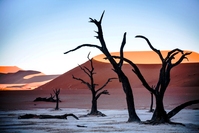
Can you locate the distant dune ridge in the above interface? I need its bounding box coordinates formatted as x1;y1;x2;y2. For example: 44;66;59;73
0;66;22;73
0;68;59;90
0;51;199;110
37;50;199;90
94;50;199;64
0;51;198;91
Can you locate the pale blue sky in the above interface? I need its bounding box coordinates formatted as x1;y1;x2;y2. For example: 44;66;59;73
0;0;199;74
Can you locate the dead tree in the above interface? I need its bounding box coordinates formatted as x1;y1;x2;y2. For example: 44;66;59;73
73;52;116;116
111;35;199;124
34;93;59;102
148;85;155;112
18;113;79;120
149;92;154;112
64;11;141;122
53;88;60;110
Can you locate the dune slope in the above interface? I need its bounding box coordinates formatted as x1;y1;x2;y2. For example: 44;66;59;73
37;59;199;90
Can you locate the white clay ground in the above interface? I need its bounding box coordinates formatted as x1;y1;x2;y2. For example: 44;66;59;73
0;108;199;133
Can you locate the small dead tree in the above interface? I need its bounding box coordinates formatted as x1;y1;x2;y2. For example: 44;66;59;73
73;52;116;116
34;93;61;102
64;11;141;122
18;113;79;120
111;35;199;124
53;88;60;110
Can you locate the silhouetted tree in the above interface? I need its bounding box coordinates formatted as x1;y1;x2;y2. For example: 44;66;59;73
111;35;199;124
73;52;116;116
53;88;60;110
149;85;154;112
64;11;141;122
18;113;79;120
34;93;61;102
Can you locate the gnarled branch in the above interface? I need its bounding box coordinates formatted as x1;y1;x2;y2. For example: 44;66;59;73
96;77;117;94
168;99;199;118
96;90;110;100
118;32;127;68
135;35;164;62
110;56;155;94
171;52;192;68
64;44;102;54
78;64;90;77
72;75;91;89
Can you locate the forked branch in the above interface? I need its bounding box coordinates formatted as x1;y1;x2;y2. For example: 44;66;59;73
110;56;155;94
135;35;164;62
64;44;102;54
96;77;117;93
72;75;91;89
96;90;110;100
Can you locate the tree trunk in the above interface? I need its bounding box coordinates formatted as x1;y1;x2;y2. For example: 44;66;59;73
55;94;59;110
55;101;59;110
122;75;140;122
90;98;98;114
149;92;154;112
88;90;98;115
151;95;169;124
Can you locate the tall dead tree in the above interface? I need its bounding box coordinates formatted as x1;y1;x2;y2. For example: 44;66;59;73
111;35;199;124
73;52;116;116
53;88;60;110
64;11;141;122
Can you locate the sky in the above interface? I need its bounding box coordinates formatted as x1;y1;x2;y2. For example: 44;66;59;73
0;0;199;74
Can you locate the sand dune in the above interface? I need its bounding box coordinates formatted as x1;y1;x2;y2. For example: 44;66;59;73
37;51;199;90
94;50;199;64
0;68;59;90
0;51;198;110
0;66;22;73
31;51;199;111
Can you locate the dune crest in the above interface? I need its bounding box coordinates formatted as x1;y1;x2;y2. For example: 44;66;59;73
0;68;59;91
93;51;199;64
23;72;45;79
0;66;22;73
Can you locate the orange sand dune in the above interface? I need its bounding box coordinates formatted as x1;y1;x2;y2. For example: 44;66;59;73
23;72;45;79
94;51;199;64
37;60;199;91
34;52;198;110
0;66;22;73
0;51;199;110
0;68;59;90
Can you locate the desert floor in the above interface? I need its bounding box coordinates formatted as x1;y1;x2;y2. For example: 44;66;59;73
0;87;199;132
0;108;199;133
0;87;199;110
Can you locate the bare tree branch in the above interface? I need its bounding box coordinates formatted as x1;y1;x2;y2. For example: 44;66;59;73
72;75;91;89
64;44;102;54
168;99;199;118
78;64;90;77
111;56;155;94
171;52;192;68
96;90;110;100
118;32;127;68
165;48;183;62
135;35;164;62
96;77;117;94
87;52;95;73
